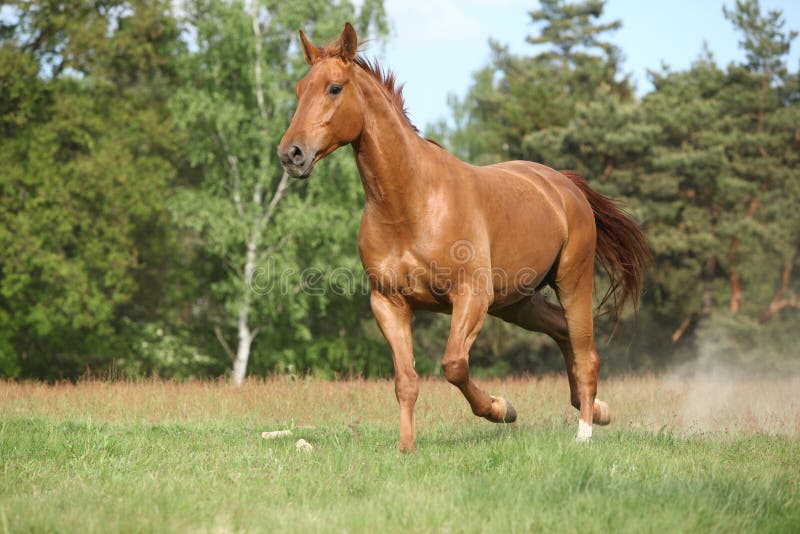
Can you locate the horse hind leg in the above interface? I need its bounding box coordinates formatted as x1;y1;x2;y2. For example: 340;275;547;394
491;291;610;429
550;236;611;441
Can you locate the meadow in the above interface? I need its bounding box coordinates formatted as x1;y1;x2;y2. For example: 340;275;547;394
1;374;798;533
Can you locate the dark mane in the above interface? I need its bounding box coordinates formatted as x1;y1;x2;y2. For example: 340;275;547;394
319;43;419;133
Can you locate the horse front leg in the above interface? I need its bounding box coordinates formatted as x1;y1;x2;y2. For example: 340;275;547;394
442;292;517;424
370;290;419;452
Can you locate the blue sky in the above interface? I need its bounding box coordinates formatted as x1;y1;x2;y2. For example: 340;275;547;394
357;0;800;129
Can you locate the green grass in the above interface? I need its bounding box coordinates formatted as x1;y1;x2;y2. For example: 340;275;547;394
1;377;798;532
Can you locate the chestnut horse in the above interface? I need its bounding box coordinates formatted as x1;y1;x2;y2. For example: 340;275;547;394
278;23;650;451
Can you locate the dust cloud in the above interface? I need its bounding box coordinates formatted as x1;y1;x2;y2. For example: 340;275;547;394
658;337;800;436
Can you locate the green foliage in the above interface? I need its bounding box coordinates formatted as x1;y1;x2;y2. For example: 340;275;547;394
724;0;798;81
116;321;220;379
0;0;797;379
437;0;630;169
527;0;623;74
0;0;186;379
0;0;391;380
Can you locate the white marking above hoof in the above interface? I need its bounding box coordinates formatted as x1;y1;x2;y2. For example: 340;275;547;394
576;419;592;442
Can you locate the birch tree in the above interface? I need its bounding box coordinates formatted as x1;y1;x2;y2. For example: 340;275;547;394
170;0;387;384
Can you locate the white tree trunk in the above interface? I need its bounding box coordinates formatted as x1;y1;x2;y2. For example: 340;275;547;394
231;319;252;386
231;183;262;385
231;248;256;385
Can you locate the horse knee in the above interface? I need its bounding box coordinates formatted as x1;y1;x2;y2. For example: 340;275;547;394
442;358;468;386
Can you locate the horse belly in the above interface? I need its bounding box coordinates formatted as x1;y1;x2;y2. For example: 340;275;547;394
478;161;570;292
488;255;557;307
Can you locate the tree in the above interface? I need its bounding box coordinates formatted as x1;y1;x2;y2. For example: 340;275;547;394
721;0;799;314
435;0;629;166
527;0;624;91
558;2;800;367
0;1;188;378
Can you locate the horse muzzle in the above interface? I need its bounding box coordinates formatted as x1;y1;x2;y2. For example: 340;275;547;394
278;141;316;179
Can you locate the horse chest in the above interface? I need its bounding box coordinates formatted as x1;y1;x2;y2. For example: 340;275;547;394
358;205;476;307
359;240;451;307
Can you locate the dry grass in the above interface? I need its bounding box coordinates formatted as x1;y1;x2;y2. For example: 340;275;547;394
2;374;798;436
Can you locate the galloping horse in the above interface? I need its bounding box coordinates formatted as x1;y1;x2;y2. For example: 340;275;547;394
278;23;650;452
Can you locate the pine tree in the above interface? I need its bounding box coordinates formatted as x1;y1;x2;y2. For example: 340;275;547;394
440;0;629;166
435;0;799;372
720;0;799;315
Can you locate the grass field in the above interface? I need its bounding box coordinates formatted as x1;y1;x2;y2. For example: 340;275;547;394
1;374;799;532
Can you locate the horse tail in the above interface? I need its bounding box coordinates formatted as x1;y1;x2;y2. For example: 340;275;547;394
561;171;652;318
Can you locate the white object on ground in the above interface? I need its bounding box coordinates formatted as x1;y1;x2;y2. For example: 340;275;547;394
295;438;313;452
261;430;293;439
576;418;593;442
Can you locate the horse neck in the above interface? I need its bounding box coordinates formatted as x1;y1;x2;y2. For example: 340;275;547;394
351;70;429;220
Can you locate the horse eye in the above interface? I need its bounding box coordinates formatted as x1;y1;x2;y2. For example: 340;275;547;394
328;84;342;96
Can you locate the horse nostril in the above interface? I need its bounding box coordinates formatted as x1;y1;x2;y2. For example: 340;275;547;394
290;145;304;165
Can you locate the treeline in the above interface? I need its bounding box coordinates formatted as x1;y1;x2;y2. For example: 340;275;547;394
0;0;797;381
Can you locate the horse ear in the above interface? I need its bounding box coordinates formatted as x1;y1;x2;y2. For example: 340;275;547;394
340;22;358;61
299;30;322;65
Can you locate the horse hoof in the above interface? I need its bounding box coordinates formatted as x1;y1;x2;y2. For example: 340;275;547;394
594;399;611;426
503;399;517;423
489;396;517;424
